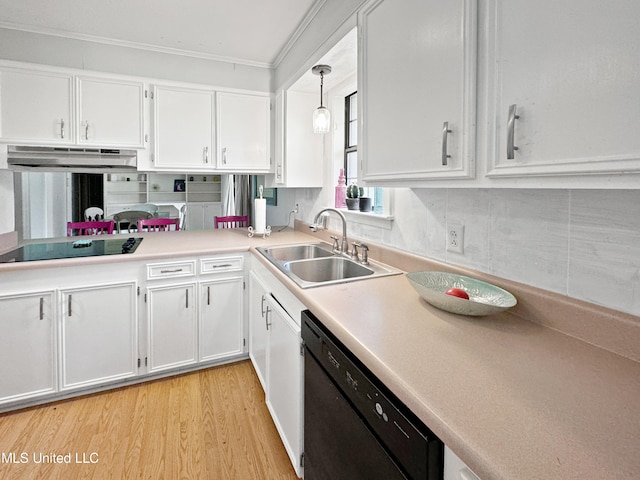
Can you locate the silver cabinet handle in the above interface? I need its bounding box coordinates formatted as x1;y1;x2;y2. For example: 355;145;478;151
260;294;266;317
204;146;209;164
185;289;189;309
68;294;72;317
222;147;227;165
160;268;183;274
507;104;520;159
39;297;44;320
60;118;65;139
207;286;211;306
442;121;452;166
265;305;271;330
83;120;90;140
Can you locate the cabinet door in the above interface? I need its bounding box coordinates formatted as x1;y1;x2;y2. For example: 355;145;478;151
273;90;323;187
185;203;204;231
360;0;477;183
217;92;270;171
147;283;197;372
0;292;56;404
265;294;303;477
487;0;640;178
199;276;244;362
77;76;144;147
202;203;221;230
153;85;214;170
185;203;221;231
60;283;137;390
0;67;74;143
248;271;269;391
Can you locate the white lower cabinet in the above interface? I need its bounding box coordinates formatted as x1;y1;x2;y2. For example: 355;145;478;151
0;291;57;405
199;276;244;362
264;293;303;477
249;262;304;478
147;282;197;372
60;282;138;390
0;253;249;411
248;270;269;389
444;446;481;480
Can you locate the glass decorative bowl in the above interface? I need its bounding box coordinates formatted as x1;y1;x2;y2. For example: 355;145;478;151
406;271;517;316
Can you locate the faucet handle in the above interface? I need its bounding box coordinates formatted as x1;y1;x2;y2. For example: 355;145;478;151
350;242;360;261
330;235;340;253
359;243;369;265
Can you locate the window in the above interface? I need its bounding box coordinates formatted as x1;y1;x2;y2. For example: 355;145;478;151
345;92;384;214
345;91;358;185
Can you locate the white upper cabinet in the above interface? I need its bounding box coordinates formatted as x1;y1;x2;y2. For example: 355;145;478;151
77;76;145;148
0;67;74;144
487;0;640;179
153;85;215;171
359;0;478;184
216;91;270;172
271;89;323;187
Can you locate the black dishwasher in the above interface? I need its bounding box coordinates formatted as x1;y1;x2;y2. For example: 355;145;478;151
302;310;443;480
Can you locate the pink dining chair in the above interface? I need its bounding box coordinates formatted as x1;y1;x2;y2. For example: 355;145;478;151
67;220;115;236
138;217;180;232
214;215;249;229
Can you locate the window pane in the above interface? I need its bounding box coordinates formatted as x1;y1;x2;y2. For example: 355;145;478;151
346;151;358;184
349;94;357;121
348;119;358;147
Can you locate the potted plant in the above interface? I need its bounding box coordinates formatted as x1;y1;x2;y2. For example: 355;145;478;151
359;193;372;212
346;183;361;210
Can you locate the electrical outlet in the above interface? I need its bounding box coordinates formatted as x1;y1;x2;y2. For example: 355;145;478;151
294;203;299;214
446;223;464;254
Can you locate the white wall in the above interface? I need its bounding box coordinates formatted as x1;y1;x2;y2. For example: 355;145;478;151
0;28;271;92
0;171;14;233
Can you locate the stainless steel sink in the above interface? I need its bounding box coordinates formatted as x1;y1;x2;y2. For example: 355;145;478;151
261;243;335;262
285;257;374;283
256;242;401;288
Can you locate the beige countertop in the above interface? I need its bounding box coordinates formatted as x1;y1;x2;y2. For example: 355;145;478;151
2;228;639;479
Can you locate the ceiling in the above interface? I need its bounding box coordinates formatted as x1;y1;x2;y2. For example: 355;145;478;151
290;27;357;94
0;0;321;68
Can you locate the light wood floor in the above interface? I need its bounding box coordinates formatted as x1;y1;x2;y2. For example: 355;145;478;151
0;360;298;480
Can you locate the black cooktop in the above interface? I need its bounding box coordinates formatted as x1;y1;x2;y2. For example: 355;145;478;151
0;237;143;263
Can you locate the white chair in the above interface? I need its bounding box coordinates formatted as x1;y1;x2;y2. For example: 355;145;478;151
84;207;104;221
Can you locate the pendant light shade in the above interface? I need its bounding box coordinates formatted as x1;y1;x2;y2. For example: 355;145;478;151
311;64;332;134
313;105;331;134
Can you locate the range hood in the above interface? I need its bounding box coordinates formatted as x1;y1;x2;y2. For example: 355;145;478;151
7;145;138;173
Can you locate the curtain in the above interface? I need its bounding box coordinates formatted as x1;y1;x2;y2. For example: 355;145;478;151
235;175;251;217
222;174;236;216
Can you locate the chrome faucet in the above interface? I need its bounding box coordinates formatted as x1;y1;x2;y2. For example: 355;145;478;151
310;208;348;254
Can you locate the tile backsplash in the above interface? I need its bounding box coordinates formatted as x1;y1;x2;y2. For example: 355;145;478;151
297;188;640;317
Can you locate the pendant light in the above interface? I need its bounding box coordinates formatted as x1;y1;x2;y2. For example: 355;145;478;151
311;64;332;134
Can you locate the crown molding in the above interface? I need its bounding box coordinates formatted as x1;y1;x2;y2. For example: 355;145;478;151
0;21;274;69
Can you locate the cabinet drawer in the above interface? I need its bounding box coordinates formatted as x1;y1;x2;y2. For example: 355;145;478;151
147;260;196;280
200;256;244;274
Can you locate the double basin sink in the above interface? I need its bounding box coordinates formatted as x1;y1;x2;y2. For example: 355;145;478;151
256;242;401;288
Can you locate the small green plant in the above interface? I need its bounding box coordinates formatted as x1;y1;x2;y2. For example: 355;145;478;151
346;183;361;198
